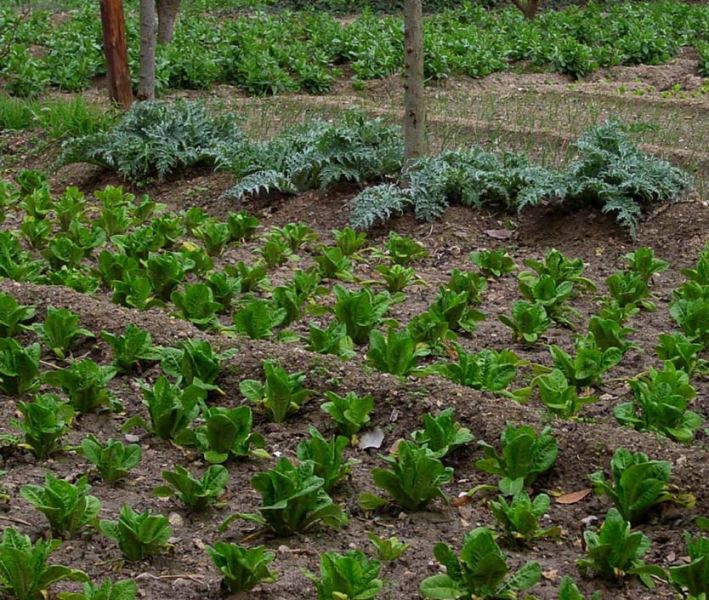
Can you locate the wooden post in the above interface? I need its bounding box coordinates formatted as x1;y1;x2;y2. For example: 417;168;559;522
100;0;133;109
403;0;427;169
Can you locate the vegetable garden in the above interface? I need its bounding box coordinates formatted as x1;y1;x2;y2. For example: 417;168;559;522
0;0;708;599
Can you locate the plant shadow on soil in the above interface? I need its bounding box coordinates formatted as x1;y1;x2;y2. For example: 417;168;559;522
0;168;708;599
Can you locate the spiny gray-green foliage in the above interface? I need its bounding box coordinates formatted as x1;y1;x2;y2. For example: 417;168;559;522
350;121;692;237
349;147;565;230
565;120;693;238
225;112;402;200
61;100;247;182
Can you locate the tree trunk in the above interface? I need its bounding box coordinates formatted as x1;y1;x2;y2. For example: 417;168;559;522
99;0;133;109
403;0;427;169
156;0;181;43
137;0;157;100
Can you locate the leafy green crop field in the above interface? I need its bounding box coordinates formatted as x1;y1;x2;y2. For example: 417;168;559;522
1;1;708;96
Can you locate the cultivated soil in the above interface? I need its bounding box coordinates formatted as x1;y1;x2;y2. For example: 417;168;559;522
0;160;708;599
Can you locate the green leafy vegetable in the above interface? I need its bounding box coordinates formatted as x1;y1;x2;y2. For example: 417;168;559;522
367;327;428;376
470;248;517;278
100;324;162;373
207;542;277;594
32;306;93;358
306;550;383;600
44;359;116;414
0;339;40;396
490;492;557;543
154;465;229;511
240;360;313;423
14;393;74;459
99;505;172;561
81;436;141;483
410;408;473;458
498;300;550;344
296;426;352;492
194;405;267;463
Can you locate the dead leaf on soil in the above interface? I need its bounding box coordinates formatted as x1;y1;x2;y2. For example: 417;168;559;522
556;488;592;504
542;569;559;582
484;229;513;240
452;493;471;507
359;427;385;450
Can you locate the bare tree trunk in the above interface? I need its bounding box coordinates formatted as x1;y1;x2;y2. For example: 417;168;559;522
137;0;157;100
511;0;540;19
100;0;133;109
403;0;427;169
156;0;181;43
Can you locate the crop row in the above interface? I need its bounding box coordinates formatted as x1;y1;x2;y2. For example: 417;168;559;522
60;102;693;237
1;1;708;97
0;250;707;597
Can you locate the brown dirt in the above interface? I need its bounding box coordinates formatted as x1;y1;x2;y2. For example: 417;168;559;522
0;169;708;600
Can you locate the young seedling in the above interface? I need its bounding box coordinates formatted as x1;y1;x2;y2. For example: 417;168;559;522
589;448;683;524
668;532;709;598
100;324;162;373
44;359;116;414
0;339;41;396
420;527;540;599
410;408;474;458
21;474;101;538
576;508;666;587
0;291;35;337
171;283;223;330
490;492;558;543
81;436;141;483
614;363;702;443
57;578;138;600
624;247;668;283
333;285;401;345
223;458;347;536
499;300;550;344
227;210;260;242
13;393;74;459
194;405;267;463
332;226;367;256
534;369;596;418
207;542;277;594
0;528;87;600
233;299;286;339
523;248;596;292
359;441;453;512
160;339;233;391
558;576;601;600
154;465;229;512
296;427;352;492
32;306;94;358
240;360;313;423
367;532;410;562
474;424;558;496
656;332;708;377
306;551;383;600
470;248;517;278
321;391;374;438
100;505;172;561
367;327;428;376
306;321;355;359
375;232;428;265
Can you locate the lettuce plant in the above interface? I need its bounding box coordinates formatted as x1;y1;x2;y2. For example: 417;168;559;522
475;424;558;496
20;218;52;250
44;359;116;414
154;465;229;512
670;295;709;347
470;248;517;278
0;231;45;282
306;321;355;359
21;474;101;538
0;339;41;396
333;226;367;256
517;273;577;324
523;249;596;292
160;339;233;390
227;458;347;536
420;527;540;599
100;324;162;373
410;408;473;458
100;505;172;561
614;363;702;443
668;532;709;598
624;247;668;283
57;578;137;600
205;271;241;312
656;332;708;377
321;391;374;438
368;533;409;562
576;508;665;586
589;448;678;525
240;360;313;423
80;436;141;483
558;576;601;600
375;263;418;293
499;300;550;343
430;346;521;396
144;252;190;301
227;211;260;242
194;220;231;257
137;376;205;442
534;369;596;417
32;306;93;358
429;289;485;333
333;285;400;345
296;427;352;492
259;233;292;268
490;492;557;543
171;283;222;330
0;528;87;600
14;393;74;459
207;542;277;594
45;236;85;270
586;315;635;353
360;441;453;511
233;299;286;339
367;327;428;376
306;551;383;600
549;336;624;388
446;269;488;304
0;292;35;338
376;232;427;265
225;260;269;293
315;247;354;281
605;271;655;315
273;222;318;252
194;405;267;463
